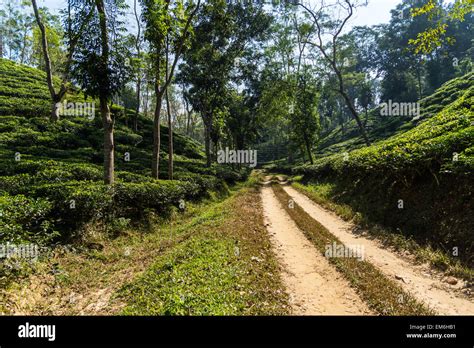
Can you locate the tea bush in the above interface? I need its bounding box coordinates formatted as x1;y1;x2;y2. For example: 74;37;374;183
0;194;57;244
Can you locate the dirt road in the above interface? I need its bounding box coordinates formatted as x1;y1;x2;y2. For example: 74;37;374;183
261;180;372;315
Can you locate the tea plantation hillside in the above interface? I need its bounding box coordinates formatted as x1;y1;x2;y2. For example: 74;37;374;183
0;58;246;245
317;73;474;156
294;72;474;265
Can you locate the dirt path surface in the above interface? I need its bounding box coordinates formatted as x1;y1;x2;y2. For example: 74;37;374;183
261;182;372;315
283;184;474;315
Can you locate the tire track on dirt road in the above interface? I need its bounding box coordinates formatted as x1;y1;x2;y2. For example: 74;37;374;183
261;179;372;315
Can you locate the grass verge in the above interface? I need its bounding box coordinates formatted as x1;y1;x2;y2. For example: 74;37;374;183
117;174;289;315
272;183;434;315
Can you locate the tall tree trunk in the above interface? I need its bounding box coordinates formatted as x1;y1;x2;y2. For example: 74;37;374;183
132;77;140;131
32;0;63;122
303;131;313;164
214;141;218;163
96;0;114;185
51;100;60;121
134;80;140;131
144;77;149;118
133;0;141;132
166;87;173;180
186;109;191;136
298;0;370;147
152;88;163;179
165;36;173;180
364;107;369;127
334;70;370;146
204;116;212;167
101;98;114;184
148;0;201;178
20;28;28;64
340;88;370;145
0;33;3;58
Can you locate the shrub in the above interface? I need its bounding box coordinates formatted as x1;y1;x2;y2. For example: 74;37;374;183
0;194;57;244
30;181;113;237
215;165;250;183
116;171;155;183
0;174;35;194
115;129;143;145
113;180;201;218
174;173;227;196
21;179;202;240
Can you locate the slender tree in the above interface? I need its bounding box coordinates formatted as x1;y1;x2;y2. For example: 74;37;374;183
182;84;193;136
68;0;131;184
180;0;271;166
299;0;371;145
141;0;201;179
165;34;174;179
31;0;91;121
31;0;67;121
133;0;142;131
0;9;4;58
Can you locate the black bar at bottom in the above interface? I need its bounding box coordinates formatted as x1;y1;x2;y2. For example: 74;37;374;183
0;316;472;346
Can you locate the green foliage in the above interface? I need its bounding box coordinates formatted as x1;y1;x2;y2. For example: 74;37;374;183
0;2;34;64
0;194;57;244
410;0;474;54
30;181;113;235
409;23;448;54
113;180;201;218
68;0;131;99
30;6;66;74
